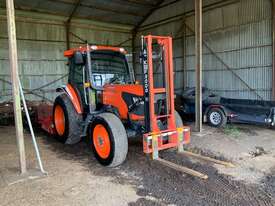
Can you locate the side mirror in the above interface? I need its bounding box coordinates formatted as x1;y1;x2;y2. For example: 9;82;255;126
74;51;84;65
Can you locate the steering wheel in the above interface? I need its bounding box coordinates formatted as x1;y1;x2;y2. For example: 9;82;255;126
109;76;121;84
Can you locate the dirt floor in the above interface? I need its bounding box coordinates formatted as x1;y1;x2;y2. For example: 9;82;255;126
0;124;275;206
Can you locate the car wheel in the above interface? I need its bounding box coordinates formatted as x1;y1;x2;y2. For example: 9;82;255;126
207;108;227;128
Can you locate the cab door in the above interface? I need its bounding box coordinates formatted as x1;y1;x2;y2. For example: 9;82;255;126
68;58;87;108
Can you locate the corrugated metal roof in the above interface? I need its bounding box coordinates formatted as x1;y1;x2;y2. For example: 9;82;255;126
0;0;162;26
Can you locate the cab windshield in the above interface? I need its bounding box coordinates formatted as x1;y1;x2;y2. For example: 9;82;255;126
91;51;131;87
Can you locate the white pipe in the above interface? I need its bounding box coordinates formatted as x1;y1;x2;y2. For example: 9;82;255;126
18;78;47;174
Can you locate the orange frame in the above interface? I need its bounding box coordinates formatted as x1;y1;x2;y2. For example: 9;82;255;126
65;84;83;114
146;35;176;133
142;35;190;154
64;45;127;57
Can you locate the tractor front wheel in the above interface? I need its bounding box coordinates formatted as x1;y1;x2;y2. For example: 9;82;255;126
88;113;128;167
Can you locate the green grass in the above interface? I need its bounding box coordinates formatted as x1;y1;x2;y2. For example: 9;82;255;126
223;125;241;138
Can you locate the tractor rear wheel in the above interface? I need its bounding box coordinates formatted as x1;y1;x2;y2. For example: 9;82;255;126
175;110;184;128
53;94;82;144
88;113;128;167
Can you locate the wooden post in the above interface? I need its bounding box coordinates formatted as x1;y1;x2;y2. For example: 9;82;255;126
6;0;27;174
272;0;275;100
195;0;202;132
181;15;186;90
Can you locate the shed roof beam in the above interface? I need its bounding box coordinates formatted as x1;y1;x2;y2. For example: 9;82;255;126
140;0;239;31
158;0;182;9
47;0;145;17
0;5;136;27
122;0;157;7
66;0;81;49
133;0;165;33
67;0;81;23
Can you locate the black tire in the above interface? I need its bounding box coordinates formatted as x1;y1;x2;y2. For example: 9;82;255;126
175;110;184;128
161;110;183;130
207;108;227;128
53;94;82;144
88;113;128;167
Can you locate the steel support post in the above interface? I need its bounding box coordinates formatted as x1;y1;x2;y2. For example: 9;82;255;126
272;0;275;100
195;0;203;132
195;0;202;132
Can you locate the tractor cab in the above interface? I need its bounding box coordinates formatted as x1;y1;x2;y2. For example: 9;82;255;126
63;45;143;120
65;46;132;88
67;48;133;88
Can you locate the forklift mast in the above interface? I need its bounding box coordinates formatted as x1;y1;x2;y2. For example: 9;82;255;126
142;35;176;133
141;35;188;157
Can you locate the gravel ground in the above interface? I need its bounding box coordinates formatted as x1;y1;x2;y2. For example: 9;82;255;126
0;125;275;206
187;123;275;185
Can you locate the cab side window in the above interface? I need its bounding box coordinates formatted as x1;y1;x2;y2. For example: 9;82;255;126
69;59;83;85
68;58;86;105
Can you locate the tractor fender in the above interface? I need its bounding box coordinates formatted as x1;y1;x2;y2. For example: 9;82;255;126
81;108;120;138
56;84;83;114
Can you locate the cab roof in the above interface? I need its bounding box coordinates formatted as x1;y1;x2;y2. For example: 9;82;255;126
64;45;127;57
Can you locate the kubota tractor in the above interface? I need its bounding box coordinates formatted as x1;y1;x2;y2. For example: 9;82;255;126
52;35;190;167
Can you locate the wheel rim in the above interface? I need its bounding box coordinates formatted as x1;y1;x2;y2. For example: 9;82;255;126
93;124;111;159
210;111;222;125
54;105;65;136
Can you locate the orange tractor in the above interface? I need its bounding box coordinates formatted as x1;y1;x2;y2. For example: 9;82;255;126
51;35;190;167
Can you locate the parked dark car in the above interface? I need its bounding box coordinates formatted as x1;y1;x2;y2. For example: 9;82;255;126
177;87;275;128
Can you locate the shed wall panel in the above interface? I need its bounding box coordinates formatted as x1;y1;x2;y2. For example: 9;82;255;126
135;0;273;100
0;10;132;102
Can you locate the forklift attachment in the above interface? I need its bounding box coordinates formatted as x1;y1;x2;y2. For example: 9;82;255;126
156;158;208;180
141;35;190;156
141;35;233;179
179;150;235;168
